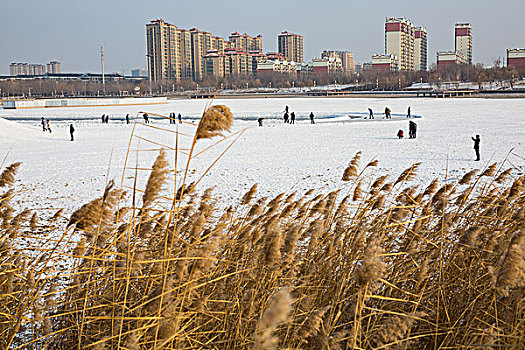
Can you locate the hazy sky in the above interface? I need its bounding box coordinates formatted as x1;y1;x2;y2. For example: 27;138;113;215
1;0;524;75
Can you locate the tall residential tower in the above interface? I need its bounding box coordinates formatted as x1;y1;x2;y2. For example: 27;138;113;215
385;17;415;71
455;23;472;64
278;31;304;63
414;27;427;71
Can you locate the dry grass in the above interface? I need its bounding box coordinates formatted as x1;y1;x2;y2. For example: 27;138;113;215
1;107;525;349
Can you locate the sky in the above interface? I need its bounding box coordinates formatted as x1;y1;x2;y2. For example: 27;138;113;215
1;0;524;75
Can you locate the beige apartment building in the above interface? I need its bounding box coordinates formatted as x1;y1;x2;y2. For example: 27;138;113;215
321;51;355;75
146;18;264;82
385;17;415;71
278;31;304;63
414;27;427;71
455;23;472;64
229;32;263;53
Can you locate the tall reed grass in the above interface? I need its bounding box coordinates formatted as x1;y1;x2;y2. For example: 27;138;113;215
1;106;524;349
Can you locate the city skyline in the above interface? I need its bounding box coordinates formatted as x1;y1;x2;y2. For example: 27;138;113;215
1;0;524;75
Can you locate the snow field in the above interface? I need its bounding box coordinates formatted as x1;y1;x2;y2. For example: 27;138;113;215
0;97;524;216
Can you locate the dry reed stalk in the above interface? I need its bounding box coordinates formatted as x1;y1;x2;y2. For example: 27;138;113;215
253;288;293;350
196;105;233;140
0;162;21;187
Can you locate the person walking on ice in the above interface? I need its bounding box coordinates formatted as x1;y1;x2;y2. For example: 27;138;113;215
407;106;411;118
368;108;374;119
126;114;130;124
257;118;264;127
46;119;52;133
309;112;315;124
41;117;47;131
290;112;296;124
472;135;481;161
143;113;150;124
409;121;417;138
283;112;289;123
69;124;75;141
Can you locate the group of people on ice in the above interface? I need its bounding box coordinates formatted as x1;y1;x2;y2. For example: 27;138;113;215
41;117;75;141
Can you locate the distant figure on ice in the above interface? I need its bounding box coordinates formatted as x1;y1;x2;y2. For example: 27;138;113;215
101;114;105;123
41;117;47;131
284;105;289;114
178;113;182;124
125;114;130;124
290;112;295;124
105;115;109;124
397;129;404;139
385;107;391;119
283;112;289;123
69;124;75;141
46;119;52;133
368;108;374;119
409;121;417;138
143;113;150;124
258;118;264;127
472;135;481;161
309;112;315;124
407;106;411;118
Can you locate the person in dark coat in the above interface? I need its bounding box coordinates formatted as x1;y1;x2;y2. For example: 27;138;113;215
105;115;109;124
283;112;289;123
284;105;289;114
407;106;411;118
309;112;315;124
397;129;404;139
41;117;47;131
143;113;149;124
69;124;75;141
385;107;391;119
409;121;418;138
368;108;374;119
290;112;295;124
101;114;105;123
125;114;130;124
257;118;264;127
472;135;481;161
178;113;182;124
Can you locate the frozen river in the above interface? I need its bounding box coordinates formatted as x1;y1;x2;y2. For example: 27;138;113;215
1;97;524;213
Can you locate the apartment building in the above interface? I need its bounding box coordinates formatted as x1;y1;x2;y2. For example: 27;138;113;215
9;63;46;76
372;54;399;72
437;51;468;70
146;19;265;82
385;17;416;71
229;32;263;53
321;51;356;75
455;23;473;64
414;27;428;71
507;48;525;71
46;61;61;74
278;31;304;63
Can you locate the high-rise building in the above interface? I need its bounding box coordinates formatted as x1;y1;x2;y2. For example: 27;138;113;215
146;19;182;81
46;61;61;74
385;17;415;71
131;68;148;77
146;19;265;82
321;51;356;75
278;31;303;63
9;63;46;76
455;23;472;64
229;32;263;53
414;27;427;71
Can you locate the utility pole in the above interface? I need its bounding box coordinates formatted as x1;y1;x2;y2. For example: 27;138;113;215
101;44;106;95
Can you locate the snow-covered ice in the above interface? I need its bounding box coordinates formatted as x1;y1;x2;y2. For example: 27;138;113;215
0;97;524;214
